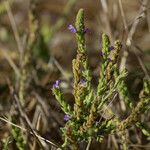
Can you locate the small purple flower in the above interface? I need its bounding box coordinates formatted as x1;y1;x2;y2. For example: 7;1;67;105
53;80;61;89
100;52;104;57
64;114;71;121
68;24;77;33
83;28;90;34
68;24;90;34
109;46;114;51
80;78;87;86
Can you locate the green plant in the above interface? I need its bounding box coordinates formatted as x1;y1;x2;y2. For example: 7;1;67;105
11;126;25;150
2;136;12;150
52;8;150;149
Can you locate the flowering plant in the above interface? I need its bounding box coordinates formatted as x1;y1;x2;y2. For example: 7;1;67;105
52;8;150;149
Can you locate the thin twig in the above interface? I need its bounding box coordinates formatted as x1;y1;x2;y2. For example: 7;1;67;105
32;111;42;150
100;0;113;42
118;0;129;35
4;0;23;56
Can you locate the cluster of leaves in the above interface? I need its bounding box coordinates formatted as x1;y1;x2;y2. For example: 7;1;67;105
11;126;25;150
52;9;150;149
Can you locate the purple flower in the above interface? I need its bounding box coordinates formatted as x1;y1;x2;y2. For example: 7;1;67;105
68;24;90;34
80;79;87;86
100;52;104;57
68;24;77;33
64;114;71;121
109;46;114;51
84;28;90;34
52;80;61;89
